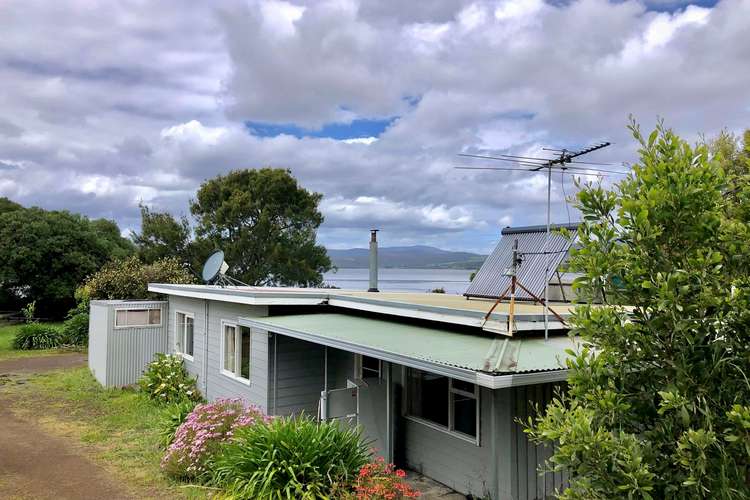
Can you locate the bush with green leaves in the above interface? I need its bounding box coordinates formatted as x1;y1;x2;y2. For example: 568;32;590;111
525;120;750;498
84;255;195;301
162;398;267;480
138;353;202;404
158;399;199;448
12;323;63;350
211;415;371;499
61;288;90;346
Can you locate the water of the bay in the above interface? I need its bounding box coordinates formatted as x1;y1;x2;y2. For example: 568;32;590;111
322;268;473;295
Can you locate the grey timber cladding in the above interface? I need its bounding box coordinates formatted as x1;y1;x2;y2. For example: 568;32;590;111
268;334;326;416
392;367;493;498
167;296;269;411
88;300;167;387
511;382;568;499
465;224;579;300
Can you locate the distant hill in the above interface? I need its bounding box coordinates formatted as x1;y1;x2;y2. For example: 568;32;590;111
327;245;486;270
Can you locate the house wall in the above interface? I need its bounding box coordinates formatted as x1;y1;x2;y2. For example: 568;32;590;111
509;382;568;500
167;296;269;412
391;367;494;498
267;332;326;416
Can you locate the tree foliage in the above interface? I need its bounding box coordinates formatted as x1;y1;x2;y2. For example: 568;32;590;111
131;204;193;265
84;256;196;300
190;168;332;286
0;205;134;316
526;120;750;499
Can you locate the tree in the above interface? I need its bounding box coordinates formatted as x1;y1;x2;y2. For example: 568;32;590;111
84;256;196;300
0;206;135;317
526;121;750;498
190;168;332;286
131;204;193;264
0;197;22;215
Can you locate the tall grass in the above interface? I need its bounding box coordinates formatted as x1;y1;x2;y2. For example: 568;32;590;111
211;415;371;499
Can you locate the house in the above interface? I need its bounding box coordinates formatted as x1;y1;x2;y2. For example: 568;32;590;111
90;224;580;500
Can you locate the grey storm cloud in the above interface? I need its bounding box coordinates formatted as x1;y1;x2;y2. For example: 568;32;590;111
0;0;748;252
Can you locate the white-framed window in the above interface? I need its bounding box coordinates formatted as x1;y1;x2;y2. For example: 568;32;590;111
114;308;161;328
355;354;382;379
221;321;251;384
404;367;479;444
174;311;195;360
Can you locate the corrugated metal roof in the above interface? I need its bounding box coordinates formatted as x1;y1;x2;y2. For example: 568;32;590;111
241;313;576;375
465;223;579;300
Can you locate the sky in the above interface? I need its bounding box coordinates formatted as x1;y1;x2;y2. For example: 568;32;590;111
0;0;747;254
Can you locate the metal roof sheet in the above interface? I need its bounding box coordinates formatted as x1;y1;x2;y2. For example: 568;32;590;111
240;313;577;375
465;223;578;300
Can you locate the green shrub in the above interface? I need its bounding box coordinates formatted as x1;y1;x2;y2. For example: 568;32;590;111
162;399;267;480
158;399;198;448
61;287;89;346
138;353;202;404
211;415;371;499
12;323;63;350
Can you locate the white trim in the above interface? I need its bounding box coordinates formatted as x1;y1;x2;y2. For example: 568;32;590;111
113;308;162;329
404;415;479;446
148;284;328;306
174;310;195;361
220;320;251;385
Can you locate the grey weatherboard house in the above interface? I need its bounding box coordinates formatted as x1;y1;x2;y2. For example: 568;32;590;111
91;225;580;500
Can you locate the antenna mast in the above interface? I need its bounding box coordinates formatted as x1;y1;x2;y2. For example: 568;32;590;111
457;141;613;340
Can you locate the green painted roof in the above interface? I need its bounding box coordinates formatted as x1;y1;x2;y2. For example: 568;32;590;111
244;313;578;375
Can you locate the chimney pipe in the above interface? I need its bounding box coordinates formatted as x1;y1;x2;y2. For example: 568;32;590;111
368;229;379;292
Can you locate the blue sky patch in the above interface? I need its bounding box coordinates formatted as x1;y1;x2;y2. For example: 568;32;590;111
246;117;397;140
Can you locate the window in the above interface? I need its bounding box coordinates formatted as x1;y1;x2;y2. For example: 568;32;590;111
175;312;194;359
222;323;251;383
359;355;382;379
405;368;478;441
115;308;161;327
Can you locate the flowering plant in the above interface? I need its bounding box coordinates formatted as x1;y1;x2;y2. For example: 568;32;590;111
161;398;268;480
138;353;201;404
354;456;420;499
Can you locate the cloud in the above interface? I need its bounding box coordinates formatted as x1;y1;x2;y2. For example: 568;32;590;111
0;0;747;253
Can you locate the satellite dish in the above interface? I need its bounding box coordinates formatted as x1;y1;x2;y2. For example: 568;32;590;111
201;250;246;287
202;250;229;283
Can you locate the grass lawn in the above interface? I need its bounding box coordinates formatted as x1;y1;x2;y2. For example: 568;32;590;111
3;366;209;499
0;322;71;360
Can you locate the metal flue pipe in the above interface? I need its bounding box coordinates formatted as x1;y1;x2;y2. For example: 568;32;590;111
368;229;379;292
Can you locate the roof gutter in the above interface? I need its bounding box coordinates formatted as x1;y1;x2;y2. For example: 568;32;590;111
237;316;568;389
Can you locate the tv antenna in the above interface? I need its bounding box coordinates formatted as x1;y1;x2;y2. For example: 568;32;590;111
201;250;249;287
456;142;622;340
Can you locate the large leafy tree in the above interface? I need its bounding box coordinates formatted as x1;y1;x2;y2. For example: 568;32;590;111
526;121;750;498
190;168;332;286
0;205;135;316
83;256;195;300
131;204;193;264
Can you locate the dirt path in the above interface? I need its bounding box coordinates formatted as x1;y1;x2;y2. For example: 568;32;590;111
0;354;134;500
0;352;87;374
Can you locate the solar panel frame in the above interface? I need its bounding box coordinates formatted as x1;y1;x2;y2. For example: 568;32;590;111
465;223;579;300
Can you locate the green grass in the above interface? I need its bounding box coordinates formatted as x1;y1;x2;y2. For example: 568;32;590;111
4;367;208;499
0;322;76;360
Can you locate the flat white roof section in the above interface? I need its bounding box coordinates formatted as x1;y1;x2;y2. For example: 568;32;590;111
148;284;574;333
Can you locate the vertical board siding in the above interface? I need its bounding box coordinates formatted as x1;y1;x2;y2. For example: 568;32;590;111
88;300;167;387
393;368;493;498
167;297;269;412
268;334;325;416
511;382;567;500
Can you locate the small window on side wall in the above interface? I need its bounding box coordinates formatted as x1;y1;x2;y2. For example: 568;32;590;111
175;312;194;358
222;323;251;383
405;367;478;441
115;308;162;328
